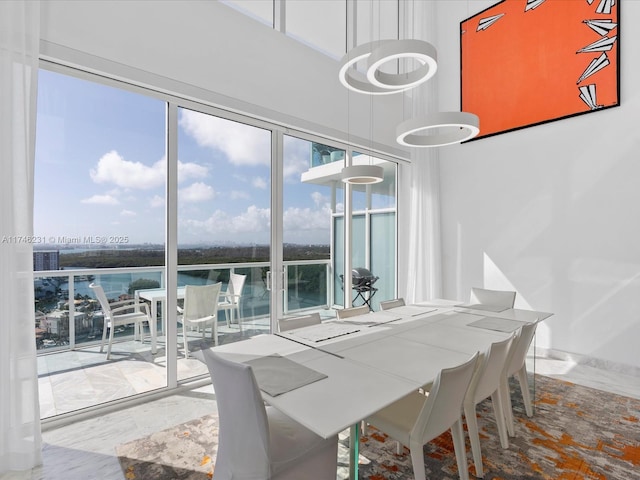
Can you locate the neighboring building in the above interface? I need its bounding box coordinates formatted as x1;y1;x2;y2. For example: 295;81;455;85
43;310;87;338
34;250;59;271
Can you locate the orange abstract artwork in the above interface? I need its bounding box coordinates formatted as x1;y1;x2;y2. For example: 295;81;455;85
461;0;619;140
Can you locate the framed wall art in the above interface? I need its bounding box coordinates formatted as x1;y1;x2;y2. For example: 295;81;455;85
460;0;619;141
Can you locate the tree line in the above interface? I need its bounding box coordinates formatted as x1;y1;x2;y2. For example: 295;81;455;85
59;245;330;269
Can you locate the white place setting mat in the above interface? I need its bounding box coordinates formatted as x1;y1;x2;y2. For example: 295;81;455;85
468;317;529;333
245;354;328;396
455;303;510;313
386;305;437;317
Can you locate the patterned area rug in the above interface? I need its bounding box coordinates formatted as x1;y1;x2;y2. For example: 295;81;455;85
116;375;640;479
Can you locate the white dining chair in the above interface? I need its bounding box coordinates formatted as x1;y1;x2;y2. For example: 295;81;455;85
501;321;538;437
177;283;222;357
89;283;155;360
379;298;405;310
469;287;516;308
365;352;480;480
218;272;246;330
463;334;514;478
336;304;369;319
200;348;338;480
278;312;322;332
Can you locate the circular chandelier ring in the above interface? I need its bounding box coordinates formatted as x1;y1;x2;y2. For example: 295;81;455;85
341;165;384;184
338;41;405;95
366;39;438;90
396;112;480;147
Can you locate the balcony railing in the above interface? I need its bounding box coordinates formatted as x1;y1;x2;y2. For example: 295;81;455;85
34;260;331;353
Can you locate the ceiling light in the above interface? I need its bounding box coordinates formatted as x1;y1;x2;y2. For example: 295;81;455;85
338;41;403;95
338;40;437;95
396;112;480;147
366;39;438;90
341;165;384;184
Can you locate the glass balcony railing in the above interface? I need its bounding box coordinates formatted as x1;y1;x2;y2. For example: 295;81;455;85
34;260;331;353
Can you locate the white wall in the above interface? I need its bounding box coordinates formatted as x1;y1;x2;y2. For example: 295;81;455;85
39;0;640;370
435;2;640;370
39;0;407;157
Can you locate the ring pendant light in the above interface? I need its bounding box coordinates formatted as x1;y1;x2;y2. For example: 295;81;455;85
338;2;478;148
366;39;438;90
341;164;384;184
396;112;480;147
338;40;436;95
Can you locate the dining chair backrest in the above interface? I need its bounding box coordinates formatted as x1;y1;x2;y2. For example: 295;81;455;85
467;334;514;404
278;312;322;332
336;305;370;319
413;352;479;442
228;273;246;305
379;298;405;310
182;283;222;322
505;321;538;376
90;283;113;322
469;287;516;308
201;348;270;479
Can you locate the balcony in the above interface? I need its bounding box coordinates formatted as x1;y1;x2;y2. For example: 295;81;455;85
35;260;332;419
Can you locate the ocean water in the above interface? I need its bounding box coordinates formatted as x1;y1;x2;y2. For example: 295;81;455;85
59;271;209;299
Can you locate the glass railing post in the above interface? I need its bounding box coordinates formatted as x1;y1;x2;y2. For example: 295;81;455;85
68;273;75;349
283;264;289;315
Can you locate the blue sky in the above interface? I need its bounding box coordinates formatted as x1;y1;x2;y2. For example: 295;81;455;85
34;69;336;247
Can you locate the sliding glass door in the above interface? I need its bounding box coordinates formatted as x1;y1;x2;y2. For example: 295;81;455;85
283;139;397;316
335;153;397;311
34;68;168;416
176;107;272;381
281;136;339;320
33;64;399;419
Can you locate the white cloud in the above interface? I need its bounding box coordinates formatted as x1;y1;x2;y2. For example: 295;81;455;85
178;160;209;183
150;195;164;208
181;204;332;244
90;151;207;189
81;194;119;205
179;110;270;166
90;151;164;189
283;137;310;181
120;209;137;217
179;182;215;203
252;177;267;189
311;191;328;207
283;205;332;232
185;205;270;235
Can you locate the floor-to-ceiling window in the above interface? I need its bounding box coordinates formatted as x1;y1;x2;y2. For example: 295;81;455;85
32;64;401;419
34;68;167;417
283;136;338;318
176;107;272;381
335;153;397;311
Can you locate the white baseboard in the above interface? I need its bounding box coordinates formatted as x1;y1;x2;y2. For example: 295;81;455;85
536;347;640;379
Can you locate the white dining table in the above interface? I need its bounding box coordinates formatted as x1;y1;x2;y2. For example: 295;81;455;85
134;286;186;331
135;285;236;335
210;303;553;478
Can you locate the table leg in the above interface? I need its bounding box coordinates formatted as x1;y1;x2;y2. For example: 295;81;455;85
149;307;157;354
349;422;360;479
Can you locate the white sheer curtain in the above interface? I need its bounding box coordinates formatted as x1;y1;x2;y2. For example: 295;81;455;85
0;0;42;473
405;151;443;303
402;0;443;303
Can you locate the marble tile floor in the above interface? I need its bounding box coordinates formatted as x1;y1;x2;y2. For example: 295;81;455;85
38;318;270;418
4;353;640;480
